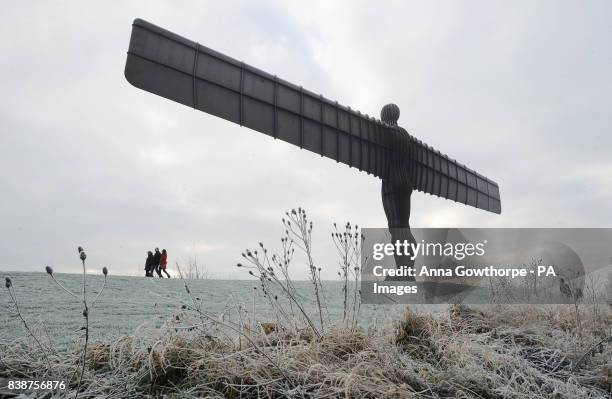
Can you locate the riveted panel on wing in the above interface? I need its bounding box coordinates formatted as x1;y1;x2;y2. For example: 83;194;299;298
404;139;501;214
125;20;196;109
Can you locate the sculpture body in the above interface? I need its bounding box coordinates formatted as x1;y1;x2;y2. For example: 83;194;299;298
380;104;416;279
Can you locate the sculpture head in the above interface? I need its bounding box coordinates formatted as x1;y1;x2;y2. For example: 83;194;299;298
381;103;400;125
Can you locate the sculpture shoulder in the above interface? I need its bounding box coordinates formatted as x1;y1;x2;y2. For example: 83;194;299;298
397;126;413;139
395;126;417;146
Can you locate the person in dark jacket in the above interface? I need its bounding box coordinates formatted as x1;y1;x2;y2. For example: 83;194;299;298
160;249;171;278
153;247;163;277
145;251;154;277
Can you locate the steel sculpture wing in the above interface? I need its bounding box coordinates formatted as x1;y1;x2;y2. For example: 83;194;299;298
124;18;501;214
404;138;502;213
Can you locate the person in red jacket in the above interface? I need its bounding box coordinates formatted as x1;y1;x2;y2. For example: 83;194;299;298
160;249;171;278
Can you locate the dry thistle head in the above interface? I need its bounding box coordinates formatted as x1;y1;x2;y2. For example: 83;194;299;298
45;265;53;275
102;266;108;276
80;251;87;261
4;276;11;288
77;246;84;254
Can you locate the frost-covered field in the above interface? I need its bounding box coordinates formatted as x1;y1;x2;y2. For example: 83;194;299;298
1;272;438;345
2;272;610;398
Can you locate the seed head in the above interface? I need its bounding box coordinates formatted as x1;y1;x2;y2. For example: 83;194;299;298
80;251;87;261
45;265;54;275
5;276;11;288
102;267;108;276
77;246;84;254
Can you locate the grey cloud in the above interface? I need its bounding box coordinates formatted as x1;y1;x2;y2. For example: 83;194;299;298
1;1;610;279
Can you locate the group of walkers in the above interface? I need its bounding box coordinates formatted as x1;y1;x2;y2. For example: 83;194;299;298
145;247;171;278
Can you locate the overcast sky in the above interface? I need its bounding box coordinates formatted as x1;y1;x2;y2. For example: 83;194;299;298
1;1;611;279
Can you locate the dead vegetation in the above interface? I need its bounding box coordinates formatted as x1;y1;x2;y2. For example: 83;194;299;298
1;302;610;397
1;210;611;398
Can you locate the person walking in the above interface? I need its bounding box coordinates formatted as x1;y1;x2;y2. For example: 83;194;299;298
160;249;171;278
145;251;154;277
153;247;163;277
